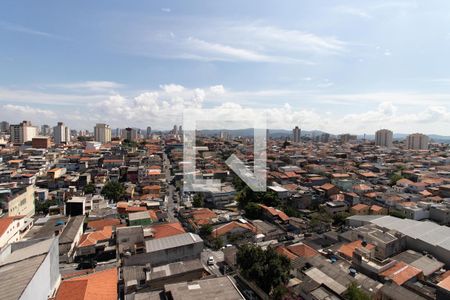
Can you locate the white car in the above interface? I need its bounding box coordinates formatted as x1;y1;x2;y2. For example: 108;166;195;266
207;256;215;266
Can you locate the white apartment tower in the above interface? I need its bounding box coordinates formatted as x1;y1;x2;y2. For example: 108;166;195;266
94;123;112;144
375;129;393;148
292;126;301;143
9;121;37;145
53;122;70;144
406;133;430;150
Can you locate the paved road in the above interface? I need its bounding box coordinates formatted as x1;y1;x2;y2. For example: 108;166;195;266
201;249;225;276
163;152;178;222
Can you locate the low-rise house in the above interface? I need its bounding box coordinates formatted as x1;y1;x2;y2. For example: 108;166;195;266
123;232;203;267
128;210;158;226
76;225;114;259
0;215;33;250
211;220;257;244
259;204;290;224
55;267;117;300
351;203;370;215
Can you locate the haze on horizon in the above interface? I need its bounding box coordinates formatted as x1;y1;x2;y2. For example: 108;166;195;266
0;0;449;135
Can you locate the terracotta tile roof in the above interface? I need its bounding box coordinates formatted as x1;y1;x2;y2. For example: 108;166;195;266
320;183;336;190
55;267;117;300
78;226;113;248
338;240;375;259
142;185;160;191
286;242;318;258
259;204;289;222
380;261;422;286
351;203;369;211
0;217;14;238
149;222;185;239
87;218;121;231
148;210;158;221
211;221;256;238
275;245;299;260
370;205;384;212
438;275;450;291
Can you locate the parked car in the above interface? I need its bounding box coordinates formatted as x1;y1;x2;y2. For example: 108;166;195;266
207;256;215;266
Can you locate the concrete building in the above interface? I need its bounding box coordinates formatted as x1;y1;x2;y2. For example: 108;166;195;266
123;233;203;267
94;123;112;144
406;133;430;150
375;129;393;148
40;125;51;136
53;122;70;145
123;127;138;141
146;126;152;138
0;238;61;300
347;215;450;267
292;126;301;143
0;121;9;133
0;185;35;218
0;216;33;250
32;136;51;149
10;121;38;145
162;276;244;300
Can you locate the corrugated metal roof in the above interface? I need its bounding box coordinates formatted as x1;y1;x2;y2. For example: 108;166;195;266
145;233;202;253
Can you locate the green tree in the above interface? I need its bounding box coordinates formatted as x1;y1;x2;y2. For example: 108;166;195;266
244;202;263;219
35;199;58;215
101;181;125;202
193;193;204;208
389;173;404;186
237;244;290;295
199;224;213;239
345;282;371;300
236;186;280;209
83;183;96;194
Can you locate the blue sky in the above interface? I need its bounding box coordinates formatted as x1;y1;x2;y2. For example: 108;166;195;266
0;0;449;134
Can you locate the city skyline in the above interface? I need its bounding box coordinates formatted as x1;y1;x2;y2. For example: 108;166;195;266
1;1;450;134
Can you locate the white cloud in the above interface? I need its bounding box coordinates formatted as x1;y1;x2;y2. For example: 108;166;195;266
1;104;56;120
0;21;66;40
47;81;123;91
335;6;373;19
161;8;171;13
1;84;449;135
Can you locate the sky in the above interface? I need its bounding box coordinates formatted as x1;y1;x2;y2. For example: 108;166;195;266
0;0;450;135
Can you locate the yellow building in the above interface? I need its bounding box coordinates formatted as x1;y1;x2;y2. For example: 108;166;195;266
0;185;35;218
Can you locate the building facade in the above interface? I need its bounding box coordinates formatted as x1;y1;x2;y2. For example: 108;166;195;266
406;133;430;150
94;123;112;144
375;129;393;148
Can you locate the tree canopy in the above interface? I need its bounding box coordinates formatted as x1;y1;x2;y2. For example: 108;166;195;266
345;282;371;300
237;244;290;296
101;181;125;202
83;183;96;194
193;193;204;208
236;186;279;209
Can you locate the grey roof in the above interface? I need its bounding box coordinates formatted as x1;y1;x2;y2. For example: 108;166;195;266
380;282;427;300
0;254;46;300
59;215;85;244
150;259;204;280
164;276;244;300
145;233;202;253
0;238;53;266
369;216;450;250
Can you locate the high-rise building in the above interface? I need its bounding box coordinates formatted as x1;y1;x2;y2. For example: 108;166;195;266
339;133;357;143
406;133;430;150
320;133;330;143
53;122;70;145
94;123;112;144
123;127;138;141
375;129;393;148
292;126;301;143
146;126;152;138
9;121;38;145
40;124;51;136
0;121;9;133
